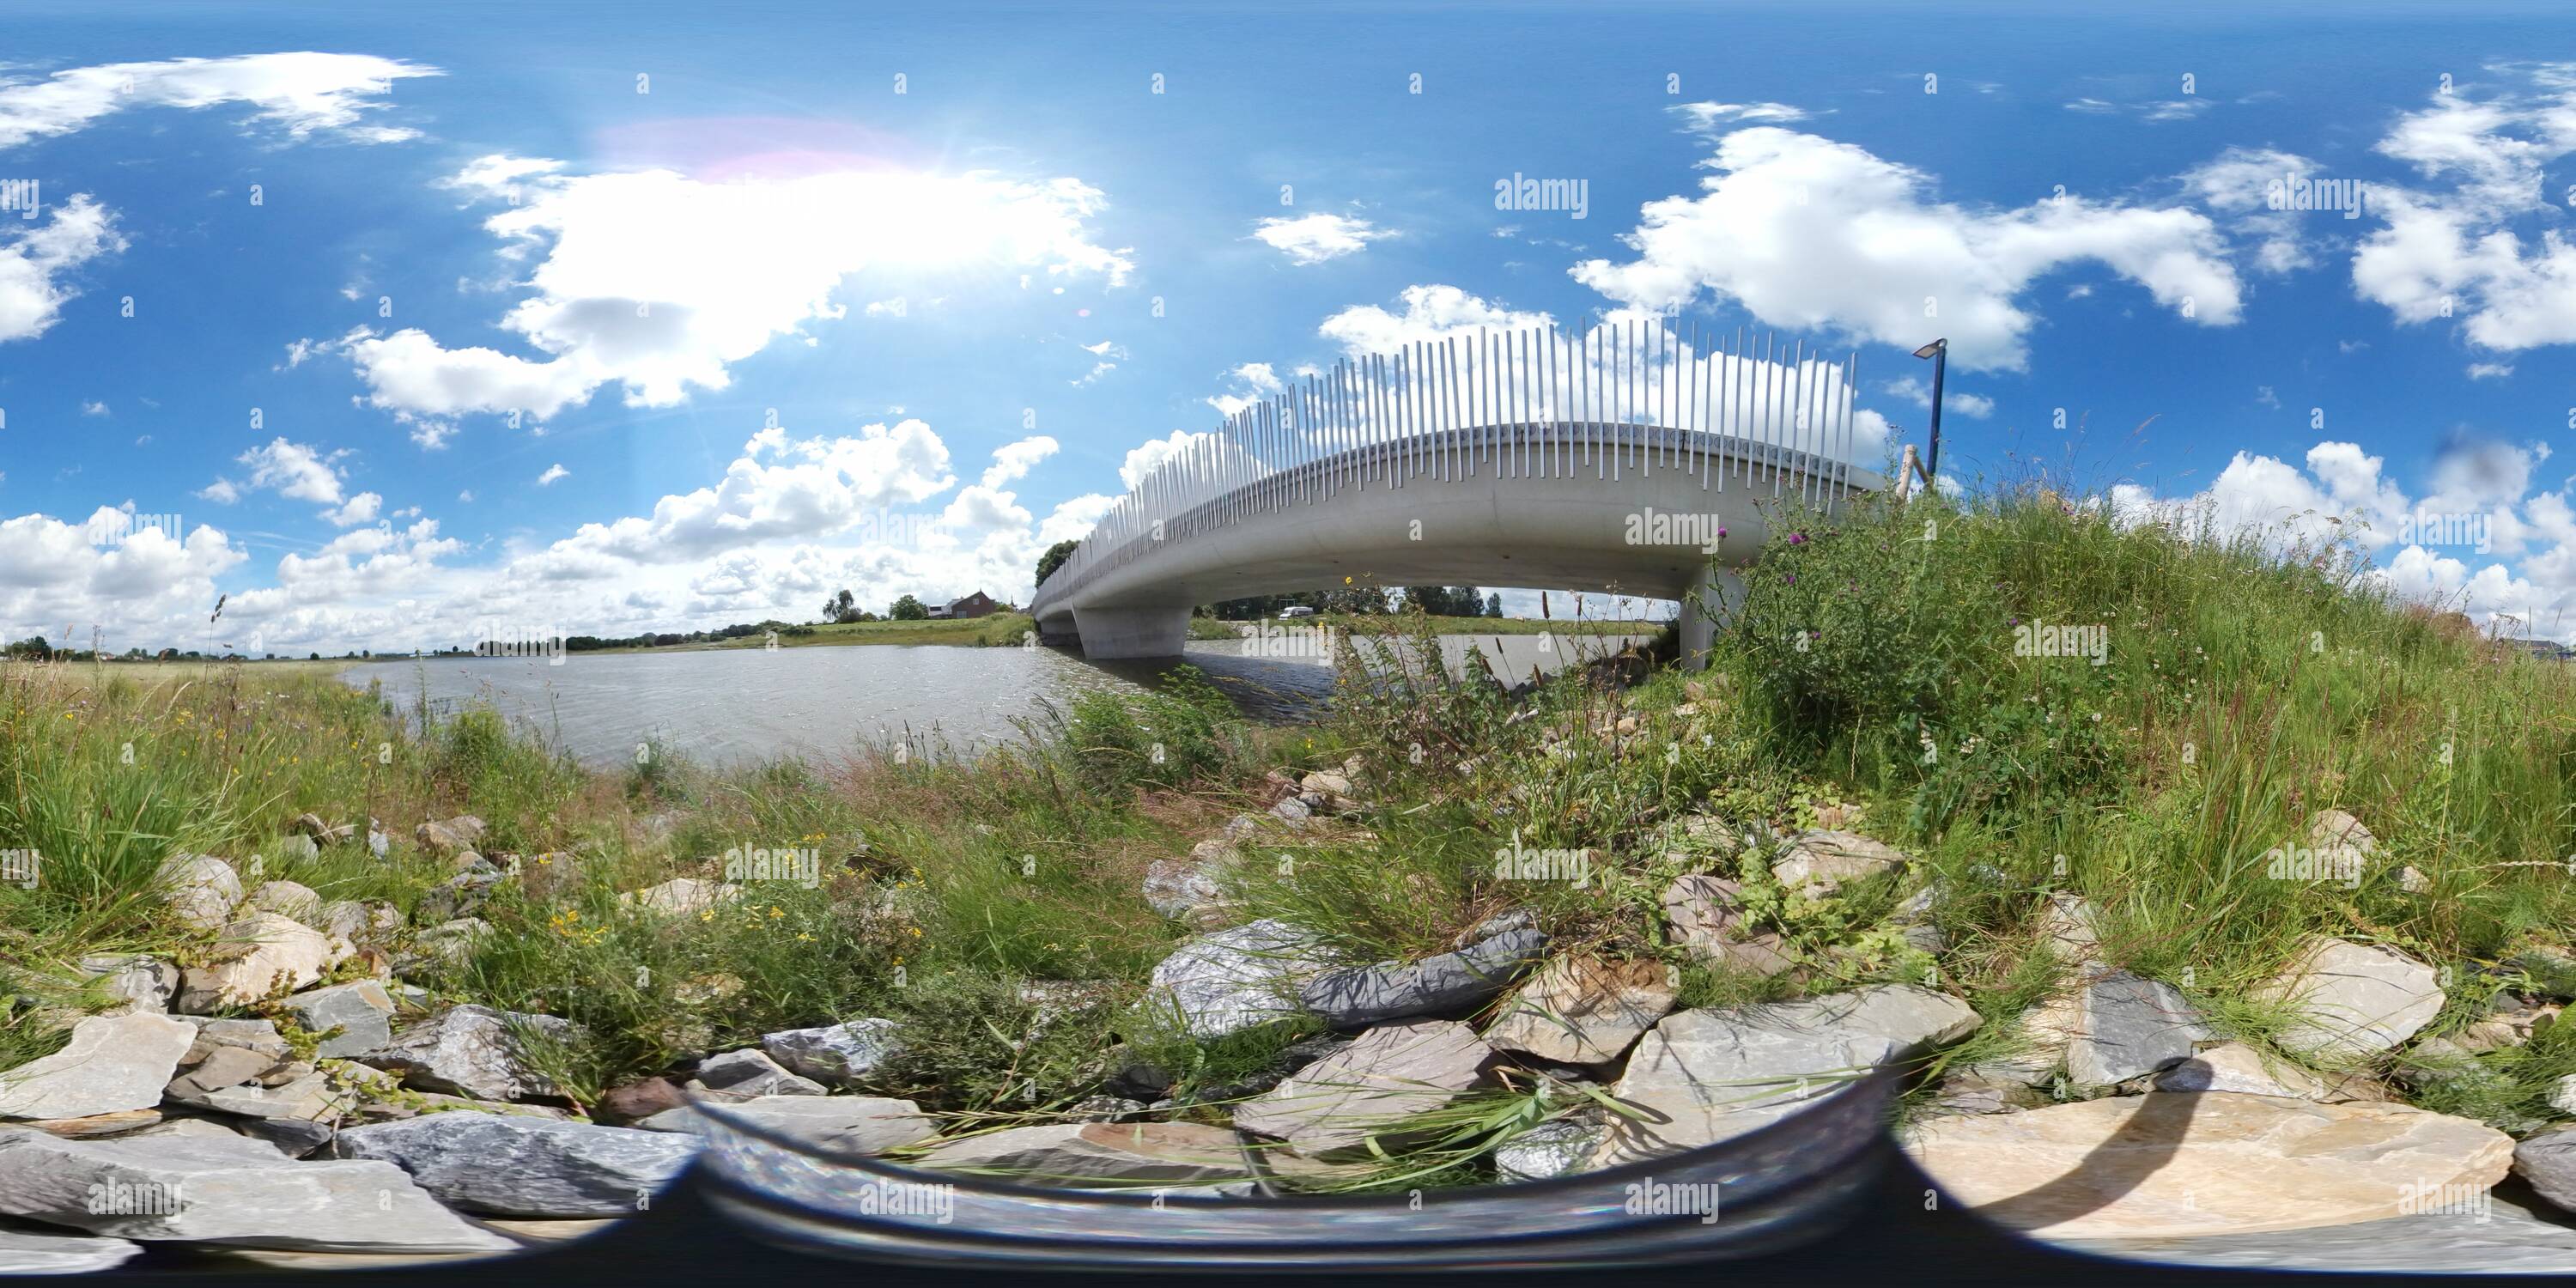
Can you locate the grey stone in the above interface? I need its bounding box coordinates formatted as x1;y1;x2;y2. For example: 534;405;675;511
2551;1074;2576;1117
0;1014;195;1120
175;913;342;1012
337;1114;698;1217
276;835;321;864
2254;936;2445;1058
358;1005;575;1103
1271;795;1313;824
235;1116;335;1157
1144;840;1235;923
76;955;178;1015
415;816;485;855
761;1018;900;1085
1483;956;1677;1065
2153;1042;2332;1099
2064;1189;2576;1273
245;879;321;925
2516;1122;2576;1214
916;1121;1250;1186
1232;1019;1493;1158
0;1127;515;1252
153;854;240;933
0;1225;144;1273
618;877;738;917
283;981;396;1059
2067;970;2210;1088
1299;928;1548;1029
1492;1116;1607;1182
1927;1070;2050;1116
1147;918;1337;1039
1451;908;1537;950
1066;1096;1146;1122
420;868;505;923
367;829;390;860
2038;892;2102;962
178;1018;291;1066
318;899;401;945
1593;986;1981;1168
1771;829;1909;898
410;917;490;969
165;1045;275;1099
2308;808;2378;858
696;1048;827;1097
1661;874;1795;975
170;1068;347;1121
638;1095;933;1155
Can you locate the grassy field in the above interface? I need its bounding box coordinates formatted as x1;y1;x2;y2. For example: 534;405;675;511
11;486;2576;1186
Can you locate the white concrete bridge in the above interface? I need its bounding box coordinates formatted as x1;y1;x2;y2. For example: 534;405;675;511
1030;322;1888;666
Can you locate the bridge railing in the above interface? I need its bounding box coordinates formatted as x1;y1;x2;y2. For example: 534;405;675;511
1031;322;1866;617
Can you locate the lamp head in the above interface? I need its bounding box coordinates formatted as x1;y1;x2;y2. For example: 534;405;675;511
1912;339;1947;360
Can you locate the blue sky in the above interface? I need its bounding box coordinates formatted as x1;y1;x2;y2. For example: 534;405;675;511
6;0;2576;653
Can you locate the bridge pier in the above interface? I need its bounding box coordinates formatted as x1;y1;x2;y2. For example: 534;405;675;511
1680;565;1746;671
1072;605;1191;660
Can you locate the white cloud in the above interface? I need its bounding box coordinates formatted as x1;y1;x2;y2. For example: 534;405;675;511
1675;101;1812;132
194;478;240;505
323;491;382;527
0;53;440;150
2179;147;2332;274
342;155;1136;424
0;195;125;343
77;399;105;416
981;435;1059;487
231;437;347;506
2469;361;2514;380
536;464;568;487
1879;376;1993;418
1251;212;1394;265
407;420;456;450
1571;127;2243;371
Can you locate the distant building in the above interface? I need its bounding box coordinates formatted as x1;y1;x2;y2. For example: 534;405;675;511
927;591;1002;620
2499;636;2573;662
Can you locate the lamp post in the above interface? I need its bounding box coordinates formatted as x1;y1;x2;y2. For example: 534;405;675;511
1912;338;1948;492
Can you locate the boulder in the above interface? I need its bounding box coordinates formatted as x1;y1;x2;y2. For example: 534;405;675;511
2514;1123;2576;1214
1927;1070;2052;1116
1143;839;1235;924
1483;957;1677;1065
153;854;240;933
291;812;353;845
2253;936;2445;1058
419;867;505;923
915;1121;1250;1187
176;913;342;1012
357;1005;575;1103
1232;1019;1493;1158
235;1117;336;1158
2307;809;2378;858
366;828;391;860
2153;1042;2332;1099
1593;986;1981;1168
761;1018;901;1085
696;1048;827;1098
2037;893;2102;962
281;981;397;1059
167;1068;346;1122
2065;970;2212;1088
1660;874;1795;975
318;899;402;945
178;1018;292;1067
165;1044;276;1099
618;877;738;917
0;1127;515;1252
595;1077;690;1126
0;1226;144;1273
76;955;178;1015
1906;1093;2512;1239
2552;1075;2576;1118
1771;830;1908;898
1451;908;1537;951
244;879;321;926
1492;1116;1608;1182
21;1109;165;1139
276;835;321;864
337;1114;699;1217
1300;928;1548;1030
415;816;486;855
1299;770;1354;799
638;1095;934;1155
0;1014;195;1120
1147;918;1336;1039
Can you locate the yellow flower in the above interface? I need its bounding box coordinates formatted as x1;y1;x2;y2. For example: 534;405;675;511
796;932;814;942
769;906;784;919
699;910;714;922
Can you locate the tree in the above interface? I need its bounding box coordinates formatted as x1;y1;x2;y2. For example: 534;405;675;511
889;594;930;621
1035;539;1079;589
3;635;51;660
822;588;859;623
1485;592;1504;617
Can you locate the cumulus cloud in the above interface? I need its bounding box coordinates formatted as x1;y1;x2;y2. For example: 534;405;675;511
1251;212;1394;265
0;196;125;343
1879;376;1994;418
536;464;568;486
225;437;348;506
1571;126;2244;371
0;507;247;650
0;52;440;149
1675;101;1813;131
340;156;1137;424
981;435;1059;488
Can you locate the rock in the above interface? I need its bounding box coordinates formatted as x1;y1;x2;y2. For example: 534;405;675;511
415;816;485;855
0;1226;144;1273
76;955;179;1015
1065;1096;1146;1122
419;868;505;924
317;899;401;945
1906;1093;2512;1240
1771;829;1908;898
154;854;241;932
1492;1116;1607;1182
761;1018;900;1085
337;1114;699;1217
696;1048;827;1098
244;879;321;925
2037;892;2102;962
282;981;397;1059
916;1121;1250;1187
1299;928;1549;1030
178;1018;292;1066
2551;1075;2576;1117
1452;908;1537;950
1232;1019;1493;1158
291;812;352;844
1483;957;1677;1065
367;829;391;860
2307;809;2378;857
594;1077;690;1126
2456;999;2561;1054
23;1109;164;1138
176;913;341;1012
276;834;321;864
0;1127;515;1252
169;1068;345;1121
0;1014;194;1119
235;1116;336;1157
638;1095;933;1155
2153;1042;2331;1099
1890;884;1948;955
618;877;738;917
2515;1123;2576;1213
1593;986;1981;1168
1103;1059;1174;1102
358;1005;575;1103
1271;795;1313;825
1219;813;1263;841
1299;770;1353;798
2066;971;2211;1088
1661;874;1795;975
1928;1070;2051;1116
2254;936;2445;1058
2398;866;2433;894
165;1044;276;1098
404;917;491;971
1143;840;1235;923
1147;918;1336;1039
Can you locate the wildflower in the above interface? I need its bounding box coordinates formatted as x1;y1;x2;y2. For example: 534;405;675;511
769;906;784;919
1787;532;1807;545
699;910;714;922
796;932;814;942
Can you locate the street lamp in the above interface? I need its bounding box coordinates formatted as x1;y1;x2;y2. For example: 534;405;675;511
1912;338;1948;492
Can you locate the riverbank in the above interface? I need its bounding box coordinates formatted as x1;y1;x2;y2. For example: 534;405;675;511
11;486;2576;1263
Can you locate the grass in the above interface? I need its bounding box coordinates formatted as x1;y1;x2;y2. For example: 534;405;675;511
11;485;2576;1187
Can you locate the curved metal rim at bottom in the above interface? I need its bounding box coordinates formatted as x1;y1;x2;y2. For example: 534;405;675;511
683;1070;1899;1273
